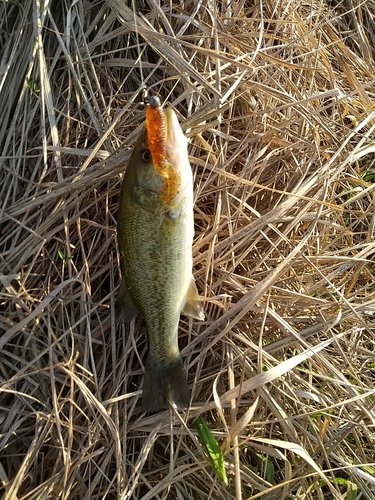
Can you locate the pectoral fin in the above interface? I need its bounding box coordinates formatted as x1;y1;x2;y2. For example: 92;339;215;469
182;277;205;320
115;275;139;322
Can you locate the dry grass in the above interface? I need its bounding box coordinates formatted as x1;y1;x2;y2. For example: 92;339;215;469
1;0;375;499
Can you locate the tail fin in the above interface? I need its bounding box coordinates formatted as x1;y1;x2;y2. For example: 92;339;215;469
142;355;190;413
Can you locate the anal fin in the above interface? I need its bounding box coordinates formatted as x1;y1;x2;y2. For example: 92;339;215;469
115;275;139;322
182;276;205;321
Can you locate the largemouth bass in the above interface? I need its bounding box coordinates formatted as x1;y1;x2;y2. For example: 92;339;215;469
117;97;204;413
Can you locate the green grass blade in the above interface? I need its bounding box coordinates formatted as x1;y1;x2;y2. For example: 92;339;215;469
346;481;358;500
194;416;228;486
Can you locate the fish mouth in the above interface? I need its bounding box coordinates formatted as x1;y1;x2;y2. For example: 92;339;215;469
165;109;188;169
145;106;190;205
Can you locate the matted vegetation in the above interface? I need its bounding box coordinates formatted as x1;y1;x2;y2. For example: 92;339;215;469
1;0;375;498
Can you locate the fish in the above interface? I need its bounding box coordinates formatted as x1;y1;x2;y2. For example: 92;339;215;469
116;96;204;413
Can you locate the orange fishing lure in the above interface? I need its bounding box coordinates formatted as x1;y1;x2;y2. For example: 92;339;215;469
146;96;181;205
146;96;166;167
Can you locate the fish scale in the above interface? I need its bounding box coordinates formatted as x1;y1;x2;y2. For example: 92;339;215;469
122;203;190;352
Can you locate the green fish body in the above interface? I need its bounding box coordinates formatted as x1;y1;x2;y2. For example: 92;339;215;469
117;108;204;412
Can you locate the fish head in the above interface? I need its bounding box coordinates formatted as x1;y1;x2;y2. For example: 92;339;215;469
126;107;193;211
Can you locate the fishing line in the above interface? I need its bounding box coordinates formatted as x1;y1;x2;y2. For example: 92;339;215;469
132;0;147;102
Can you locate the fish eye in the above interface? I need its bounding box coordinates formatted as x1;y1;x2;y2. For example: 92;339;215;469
140;149;151;163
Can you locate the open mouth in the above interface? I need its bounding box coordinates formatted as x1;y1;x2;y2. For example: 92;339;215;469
165;108;188;169
145;103;184;205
